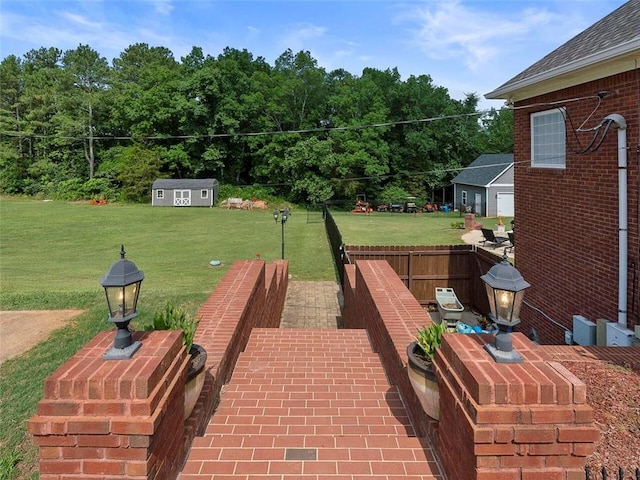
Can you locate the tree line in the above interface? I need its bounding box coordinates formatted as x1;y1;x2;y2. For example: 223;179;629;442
0;43;513;204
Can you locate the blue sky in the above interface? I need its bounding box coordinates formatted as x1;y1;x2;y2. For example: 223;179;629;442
0;0;627;110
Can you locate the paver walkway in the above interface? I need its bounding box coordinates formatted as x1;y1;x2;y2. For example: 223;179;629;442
179;281;443;479
179;328;443;479
279;281;344;329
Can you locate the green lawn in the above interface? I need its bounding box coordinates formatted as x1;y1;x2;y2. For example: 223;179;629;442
329;209;474;246
0;197;508;479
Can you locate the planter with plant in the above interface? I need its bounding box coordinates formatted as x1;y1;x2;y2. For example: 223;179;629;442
406;320;448;421
147;304;207;420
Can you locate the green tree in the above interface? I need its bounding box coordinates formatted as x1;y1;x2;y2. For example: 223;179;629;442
99;144;164;202
0;55;28;192
61;44;110;178
479;107;513;153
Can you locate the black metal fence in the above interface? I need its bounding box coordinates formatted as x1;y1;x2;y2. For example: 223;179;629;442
585;466;640;480
324;205;345;285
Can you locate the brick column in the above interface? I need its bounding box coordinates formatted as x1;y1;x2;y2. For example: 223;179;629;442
435;332;599;480
29;330;190;480
465;213;477;231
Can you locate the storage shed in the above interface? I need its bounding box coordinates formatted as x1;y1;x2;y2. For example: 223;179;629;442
452;154;514;217
151;179;219;207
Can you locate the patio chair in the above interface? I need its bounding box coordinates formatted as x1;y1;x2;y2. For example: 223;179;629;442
480;227;509;249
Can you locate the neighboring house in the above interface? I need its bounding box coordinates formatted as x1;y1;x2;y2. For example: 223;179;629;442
451;154;514;217
486;0;640;345
151;179;219;207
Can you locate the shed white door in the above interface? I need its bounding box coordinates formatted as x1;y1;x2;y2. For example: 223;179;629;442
174;190;191;207
474;193;482;216
496;192;514;217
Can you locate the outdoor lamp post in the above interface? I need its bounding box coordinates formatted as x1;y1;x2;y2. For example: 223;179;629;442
481;249;530;363
100;245;144;360
273;209;290;260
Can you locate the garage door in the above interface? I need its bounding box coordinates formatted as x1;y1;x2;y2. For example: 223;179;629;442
496;192;514;217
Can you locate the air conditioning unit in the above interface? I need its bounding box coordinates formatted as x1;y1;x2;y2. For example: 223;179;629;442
572;315;596;346
606;322;634;346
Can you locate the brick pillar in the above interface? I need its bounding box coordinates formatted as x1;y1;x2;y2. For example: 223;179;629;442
435;332;599;480
29;330;190;480
465;213;476;231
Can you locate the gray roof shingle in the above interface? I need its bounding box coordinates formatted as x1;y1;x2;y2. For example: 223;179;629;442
487;0;640;97
152;178;218;189
452;154;513;187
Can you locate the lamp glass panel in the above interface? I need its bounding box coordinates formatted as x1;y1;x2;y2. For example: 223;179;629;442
494;288;515;323
123;282;140;317
105;286;125;319
104;282;140;319
511;290;525;321
484;283;496;317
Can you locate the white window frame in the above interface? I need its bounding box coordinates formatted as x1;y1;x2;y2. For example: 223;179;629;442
156;189;164;199
461;190;467;206
201;189;208;199
531;108;566;168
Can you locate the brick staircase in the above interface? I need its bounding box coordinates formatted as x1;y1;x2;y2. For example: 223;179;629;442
179;328;444;479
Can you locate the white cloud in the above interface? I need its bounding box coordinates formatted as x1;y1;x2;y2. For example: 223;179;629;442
153;0;173;15
277;23;327;53
402;0;566;71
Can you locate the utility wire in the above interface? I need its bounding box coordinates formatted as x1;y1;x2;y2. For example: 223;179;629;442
0;93;604;142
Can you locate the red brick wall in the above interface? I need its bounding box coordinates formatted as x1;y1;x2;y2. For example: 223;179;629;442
344;260;438;439
29;331;190;480
514;70;640;343
342;264;360;328
188;259;288;433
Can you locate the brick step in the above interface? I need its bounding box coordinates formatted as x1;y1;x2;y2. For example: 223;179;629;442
179;328;444;478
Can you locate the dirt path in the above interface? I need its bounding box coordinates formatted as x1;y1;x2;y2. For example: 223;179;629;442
0;310;84;364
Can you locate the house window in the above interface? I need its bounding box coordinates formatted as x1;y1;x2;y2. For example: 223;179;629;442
531;108;566;168
201;190;208;199
156;189;164;199
461;190;467;206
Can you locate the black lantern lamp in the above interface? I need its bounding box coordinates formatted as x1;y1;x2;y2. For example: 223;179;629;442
100;245;144;360
273;209;290;260
481;250;530;363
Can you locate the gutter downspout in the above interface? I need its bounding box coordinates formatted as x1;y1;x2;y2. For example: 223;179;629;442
603;114;628;328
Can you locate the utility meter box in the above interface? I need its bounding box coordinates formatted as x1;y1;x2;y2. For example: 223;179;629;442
572;315;596;346
606;322;634;346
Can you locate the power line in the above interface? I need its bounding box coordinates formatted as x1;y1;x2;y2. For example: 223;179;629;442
0;93;601;142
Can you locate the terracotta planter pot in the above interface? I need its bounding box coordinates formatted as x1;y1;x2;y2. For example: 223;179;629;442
184;344;207;420
406;341;439;421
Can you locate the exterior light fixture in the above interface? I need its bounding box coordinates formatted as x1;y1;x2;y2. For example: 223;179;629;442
273;209;290;260
480;250;530;363
100;245;144;360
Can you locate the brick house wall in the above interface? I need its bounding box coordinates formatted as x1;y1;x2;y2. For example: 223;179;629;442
513;69;640;344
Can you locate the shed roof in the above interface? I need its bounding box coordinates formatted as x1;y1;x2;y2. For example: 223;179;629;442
452;154;513;187
486;0;640;100
152;178;218;190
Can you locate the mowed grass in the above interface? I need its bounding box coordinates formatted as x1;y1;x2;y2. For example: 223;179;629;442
329;209;474;246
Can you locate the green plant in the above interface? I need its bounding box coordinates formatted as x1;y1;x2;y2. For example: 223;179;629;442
147;303;198;352
450;221;464;229
415;321;448;361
